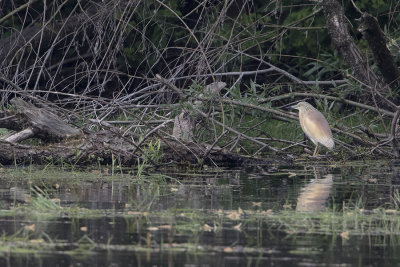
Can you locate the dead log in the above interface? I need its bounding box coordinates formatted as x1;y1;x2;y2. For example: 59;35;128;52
7;98;82;142
0;132;281;167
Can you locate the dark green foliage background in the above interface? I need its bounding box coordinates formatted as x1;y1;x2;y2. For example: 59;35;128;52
1;0;399;92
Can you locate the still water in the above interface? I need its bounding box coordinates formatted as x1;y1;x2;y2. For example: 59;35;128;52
0;161;399;266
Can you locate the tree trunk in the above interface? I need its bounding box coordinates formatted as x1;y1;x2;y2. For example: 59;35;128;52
358;12;400;88
322;0;385;93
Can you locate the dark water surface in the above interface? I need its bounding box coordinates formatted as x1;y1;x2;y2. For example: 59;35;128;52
0;161;400;266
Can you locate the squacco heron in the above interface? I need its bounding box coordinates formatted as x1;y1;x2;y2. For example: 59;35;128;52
291;102;334;156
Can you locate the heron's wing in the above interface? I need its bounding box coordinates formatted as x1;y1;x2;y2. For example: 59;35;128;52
303;110;334;149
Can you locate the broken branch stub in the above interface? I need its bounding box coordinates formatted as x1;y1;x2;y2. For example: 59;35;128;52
173;82;226;141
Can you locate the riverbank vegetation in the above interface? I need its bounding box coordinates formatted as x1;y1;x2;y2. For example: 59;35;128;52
0;0;399;166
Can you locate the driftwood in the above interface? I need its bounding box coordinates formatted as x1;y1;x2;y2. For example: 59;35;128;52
6;98;82;142
0;98;283;167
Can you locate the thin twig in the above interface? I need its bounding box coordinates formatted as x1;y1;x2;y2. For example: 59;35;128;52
202;130;228;161
193;107;280;153
259;92;395;117
390;109;400;158
0;0;38;24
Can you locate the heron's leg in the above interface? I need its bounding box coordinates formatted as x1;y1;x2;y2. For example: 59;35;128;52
313;144;319;156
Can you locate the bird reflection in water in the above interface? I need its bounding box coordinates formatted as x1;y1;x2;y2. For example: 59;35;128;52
296;172;333;212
